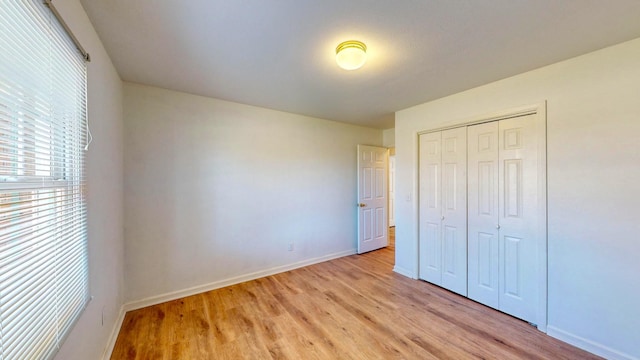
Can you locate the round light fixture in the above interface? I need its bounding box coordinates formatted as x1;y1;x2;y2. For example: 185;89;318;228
335;40;367;71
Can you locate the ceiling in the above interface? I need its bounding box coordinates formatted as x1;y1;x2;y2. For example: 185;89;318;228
79;1;640;129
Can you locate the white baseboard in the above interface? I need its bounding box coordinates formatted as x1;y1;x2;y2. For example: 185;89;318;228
101;306;126;360
393;265;417;279
123;249;357;312
547;325;638;360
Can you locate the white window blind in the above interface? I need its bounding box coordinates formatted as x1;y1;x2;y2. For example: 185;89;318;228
0;1;89;360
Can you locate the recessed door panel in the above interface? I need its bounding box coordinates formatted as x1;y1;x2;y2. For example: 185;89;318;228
443;136;458;154
503;128;523;150
375;168;385;199
361;150;371;162
426;164;439;209
478;133;493;152
362;167;373;200
362;208;372;242
478;233;494;288
425;223;441;271
478;161;495;215
503;235;522;299
375;206;385;239
468;230;499;309
425;139;439;156
504;159;522;219
422;222;442;284
443;163;457;211
443;225;457;275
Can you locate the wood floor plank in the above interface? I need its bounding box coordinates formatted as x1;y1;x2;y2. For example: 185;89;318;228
111;229;601;359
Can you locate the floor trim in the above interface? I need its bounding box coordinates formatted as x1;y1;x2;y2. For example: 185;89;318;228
393;265;417;279
101;306;126;360
547;325;637;360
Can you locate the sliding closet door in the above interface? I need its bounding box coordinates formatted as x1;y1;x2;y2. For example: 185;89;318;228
498;114;540;323
419;127;467;296
419;132;442;285
468;121;500;308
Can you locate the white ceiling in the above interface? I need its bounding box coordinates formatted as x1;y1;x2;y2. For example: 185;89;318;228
80;0;640;129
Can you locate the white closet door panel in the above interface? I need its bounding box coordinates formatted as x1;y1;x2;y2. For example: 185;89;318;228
498;114;539;324
419;132;442;284
468;121;500;308
440;127;467;296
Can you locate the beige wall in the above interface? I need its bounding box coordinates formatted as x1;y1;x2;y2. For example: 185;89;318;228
123;83;383;306
54;1;125;359
395;37;640;359
383;128;395;148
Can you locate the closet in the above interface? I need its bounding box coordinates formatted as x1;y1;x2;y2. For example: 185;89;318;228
419;112;545;326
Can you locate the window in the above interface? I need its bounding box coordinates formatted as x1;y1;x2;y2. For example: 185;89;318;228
0;1;89;359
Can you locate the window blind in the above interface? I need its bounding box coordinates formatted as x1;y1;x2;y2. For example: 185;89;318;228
0;1;89;359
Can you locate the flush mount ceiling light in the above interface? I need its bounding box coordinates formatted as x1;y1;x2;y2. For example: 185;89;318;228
335;40;367;70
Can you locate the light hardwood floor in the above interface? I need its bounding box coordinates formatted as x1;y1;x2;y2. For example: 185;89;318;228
111;228;599;359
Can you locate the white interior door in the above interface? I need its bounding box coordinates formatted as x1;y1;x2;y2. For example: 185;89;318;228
357;145;388;254
419;128;467;295
440;127;467;296
468;121;500;308
498;114;540;323
388;155;396;227
419;132;442;284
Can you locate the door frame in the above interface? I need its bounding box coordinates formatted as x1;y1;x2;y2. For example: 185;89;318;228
416;102;547;332
388;154;396;227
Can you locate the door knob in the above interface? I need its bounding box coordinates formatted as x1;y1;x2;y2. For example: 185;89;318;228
496;224;501;230
358;203;366;207
441;216;445;221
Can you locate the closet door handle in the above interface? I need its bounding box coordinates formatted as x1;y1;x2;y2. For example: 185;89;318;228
441;216;445;221
496;224;500;230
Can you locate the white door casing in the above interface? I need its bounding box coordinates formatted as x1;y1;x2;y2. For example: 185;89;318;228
357;145;388;254
389;155;396;227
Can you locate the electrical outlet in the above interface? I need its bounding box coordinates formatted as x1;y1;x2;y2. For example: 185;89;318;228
287;243;294;251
